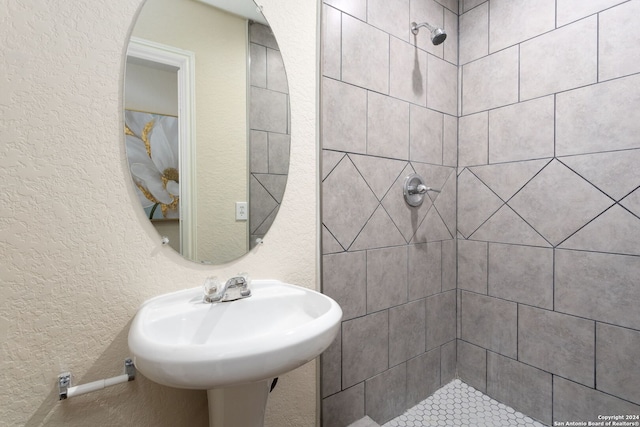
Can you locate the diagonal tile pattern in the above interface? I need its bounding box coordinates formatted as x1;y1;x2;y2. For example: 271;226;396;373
508;160;614;246
434;171;457;237
471;205;550;247
323;152;455;251
458;169;504;238
470;159;551;202
412;205;454;243
559;149;640;201
560;205;640;255
620;188;640;217
381;164;433;242
350;205;406;251
351;154;407;200
322;156;379;249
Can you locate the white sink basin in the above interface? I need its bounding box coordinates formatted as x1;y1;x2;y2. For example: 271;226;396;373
128;280;342;390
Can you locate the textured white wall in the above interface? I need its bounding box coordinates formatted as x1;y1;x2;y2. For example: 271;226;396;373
0;0;319;425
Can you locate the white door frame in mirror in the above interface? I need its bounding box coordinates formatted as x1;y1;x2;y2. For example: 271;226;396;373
126;37;198;260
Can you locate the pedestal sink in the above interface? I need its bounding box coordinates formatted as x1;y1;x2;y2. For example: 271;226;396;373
128;279;342;427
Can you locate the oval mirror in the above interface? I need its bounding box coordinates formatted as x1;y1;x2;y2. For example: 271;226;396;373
124;0;290;265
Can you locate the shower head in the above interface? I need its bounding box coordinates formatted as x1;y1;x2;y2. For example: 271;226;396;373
411;21;447;45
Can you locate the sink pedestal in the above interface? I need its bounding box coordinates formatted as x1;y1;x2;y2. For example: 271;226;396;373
207;380;270;427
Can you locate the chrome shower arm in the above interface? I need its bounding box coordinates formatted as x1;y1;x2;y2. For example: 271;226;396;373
411;21;436;35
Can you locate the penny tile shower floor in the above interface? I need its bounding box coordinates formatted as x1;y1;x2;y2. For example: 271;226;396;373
382;379;548;427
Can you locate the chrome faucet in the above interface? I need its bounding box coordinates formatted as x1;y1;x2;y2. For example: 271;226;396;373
203;274;252;303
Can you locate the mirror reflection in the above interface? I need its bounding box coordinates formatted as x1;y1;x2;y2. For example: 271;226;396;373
124;0;290;265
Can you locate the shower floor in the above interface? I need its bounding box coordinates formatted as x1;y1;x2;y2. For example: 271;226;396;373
381;379;548;427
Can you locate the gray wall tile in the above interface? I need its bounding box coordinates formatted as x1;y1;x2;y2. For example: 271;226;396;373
350;206;407;251
443;8;458;65
250;86;288;133
489;0;555;53
367;246;408;313
434;171;457;237
599;1;640;81
408;243;442;300
365;364;407;424
554;376;640;424
253;174;287;203
321;327;342;398
442;115;457;167
250;22;278;49
597;323;640;405
457;239;488;294
266;48;288;93
458;340;487;392
459;112;488;167
322;157;379;249
322;225;344;254
437;0;458;14
440;339;457;385
556;250;640;331
390;37;427;106
367;92;410;160
426;290;456;350
471;205;551;247
267;133;290;174
342;311;389;388
427;55;458;116
556;73;640;156
322;150;345;181
488;96;555;164
350;154;407;200
322;5;342;80
487;352;553;425
250;43;267;87
459;2;488;64
508;160;613;246
410;105;443;164
322;383;365;427
470;159;550;202
519;305;595;387
368;0;410;41
441;239;457;291
342;14;389;93
413;206;453;243
556;0;626;27
457;169;503;238
558;150;640;202
460;292;517;358
462;46;518;115
389;299;426;366
249;175;278;231
324;0;367;21
407;349;441;408
323;251;367;320
520;17;597;101
488;243;553;309
462;0;485;13
559;205;640;256
250;130;269;173
322;77;367;153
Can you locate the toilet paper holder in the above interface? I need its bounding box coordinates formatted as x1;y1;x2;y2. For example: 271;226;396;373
58;358;136;400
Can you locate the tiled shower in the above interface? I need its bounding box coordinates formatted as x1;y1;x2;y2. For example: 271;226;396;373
249;23;290;247
320;0;640;426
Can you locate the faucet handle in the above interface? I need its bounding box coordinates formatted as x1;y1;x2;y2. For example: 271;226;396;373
203;276;221;302
237;272;252;297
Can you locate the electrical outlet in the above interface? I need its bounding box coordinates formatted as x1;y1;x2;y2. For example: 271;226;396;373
235;202;248;221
